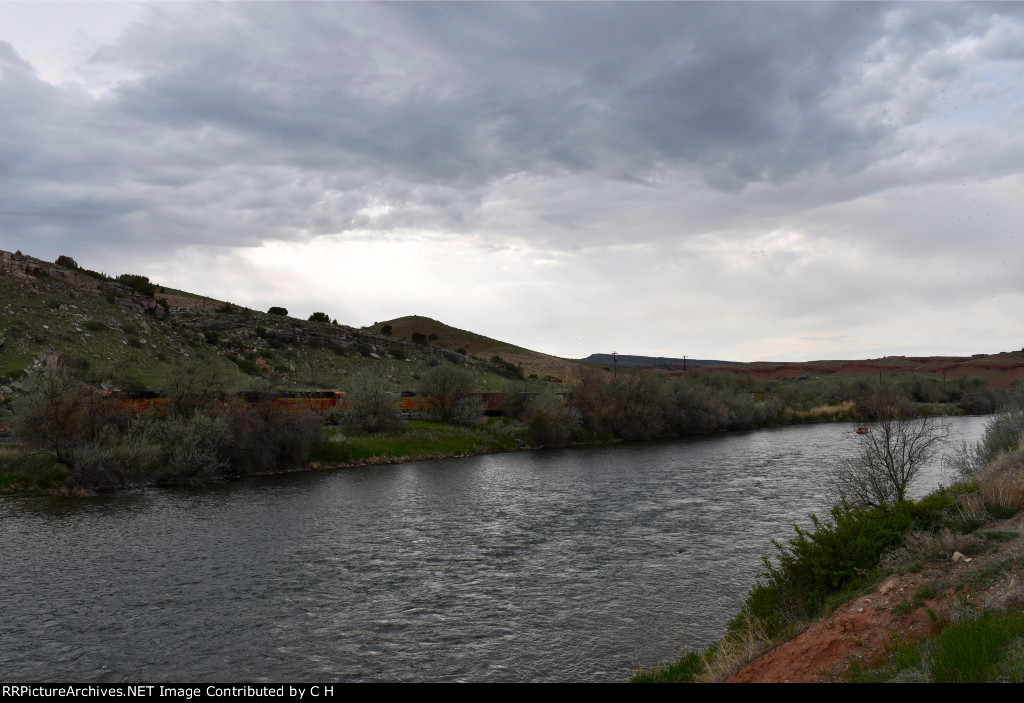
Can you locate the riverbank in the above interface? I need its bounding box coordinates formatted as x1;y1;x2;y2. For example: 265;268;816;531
632;409;1024;683
0;406;979;497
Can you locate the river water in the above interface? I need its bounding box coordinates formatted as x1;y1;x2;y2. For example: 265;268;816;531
0;416;989;682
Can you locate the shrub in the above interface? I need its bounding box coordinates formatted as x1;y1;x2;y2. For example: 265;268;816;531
411;332;429;346
268;306;288;316
231;357;262;376
224;399;321;474
151;410;231;481
380;324;393;337
308;311;330;324
947;403;1024;479
420;365;479;423
524;394;581;447
339;378;400;434
116;274;157;298
55;255;79;270
742;501;923;634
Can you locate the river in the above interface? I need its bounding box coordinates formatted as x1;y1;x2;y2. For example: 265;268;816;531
0;416;989;682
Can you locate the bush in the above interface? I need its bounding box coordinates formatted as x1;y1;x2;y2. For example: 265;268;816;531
308;311;330;324
225;400;321;474
55;255;79;270
116;274;157;298
948;403;1024;479
420;365;479;423
338;379;399;434
524;394;581;447
268;306;288;316
741;500;938;635
151;410;231;481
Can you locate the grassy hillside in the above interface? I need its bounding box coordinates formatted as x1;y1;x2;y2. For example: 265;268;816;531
368;314;592;382
0;251;525;395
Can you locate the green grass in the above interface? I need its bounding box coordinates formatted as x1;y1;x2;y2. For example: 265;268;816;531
956;557;1015;592
0;446;68;490
932;610;1024;682
845;611;1024;683
310;419;525;464
631;651;704;683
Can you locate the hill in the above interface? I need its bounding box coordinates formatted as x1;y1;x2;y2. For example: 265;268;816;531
3;248;1022;399
368;315;591;382
0;250;532;395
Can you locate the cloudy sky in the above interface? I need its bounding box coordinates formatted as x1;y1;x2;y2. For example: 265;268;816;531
1;1;1022;361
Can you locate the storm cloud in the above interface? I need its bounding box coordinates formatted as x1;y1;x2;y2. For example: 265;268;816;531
1;2;1022;360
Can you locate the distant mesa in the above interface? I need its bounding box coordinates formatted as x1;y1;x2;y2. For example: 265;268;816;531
577;353;739;369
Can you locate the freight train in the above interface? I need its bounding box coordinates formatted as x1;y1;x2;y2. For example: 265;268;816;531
108;390;518;416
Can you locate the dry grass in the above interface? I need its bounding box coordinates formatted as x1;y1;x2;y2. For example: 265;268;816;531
698;609;774;682
889;528;985;568
977;447;1024;515
791;401;856;421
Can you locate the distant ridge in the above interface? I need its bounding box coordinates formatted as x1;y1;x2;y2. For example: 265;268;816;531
577;353;739;368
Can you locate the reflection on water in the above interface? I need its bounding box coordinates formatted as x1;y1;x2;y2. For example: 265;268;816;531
0;417;988;682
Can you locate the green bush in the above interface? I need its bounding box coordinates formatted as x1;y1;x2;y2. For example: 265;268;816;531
308;311;330;324
741;501;927;635
268;306;288;316
116;274;157;298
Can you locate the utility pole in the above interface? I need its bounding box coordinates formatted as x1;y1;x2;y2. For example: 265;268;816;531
612;351;618;379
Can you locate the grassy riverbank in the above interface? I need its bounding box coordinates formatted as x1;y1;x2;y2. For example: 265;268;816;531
632;407;1024;683
310;419;529;465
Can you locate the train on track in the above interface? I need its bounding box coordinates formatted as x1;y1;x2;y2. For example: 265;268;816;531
107;390;518;416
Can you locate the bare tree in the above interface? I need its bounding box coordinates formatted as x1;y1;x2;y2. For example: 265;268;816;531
420;365;482;423
831;390;951;507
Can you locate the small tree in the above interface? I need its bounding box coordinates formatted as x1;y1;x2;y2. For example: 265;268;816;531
420;365;481;423
308;311;330;324
268;306;288;316
339;377;399;434
830;389;951;507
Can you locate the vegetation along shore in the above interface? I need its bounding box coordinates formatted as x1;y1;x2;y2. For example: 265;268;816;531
633;402;1024;683
1;247;1022;495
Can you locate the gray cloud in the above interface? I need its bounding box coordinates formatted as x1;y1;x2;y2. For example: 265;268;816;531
1;2;1022;359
